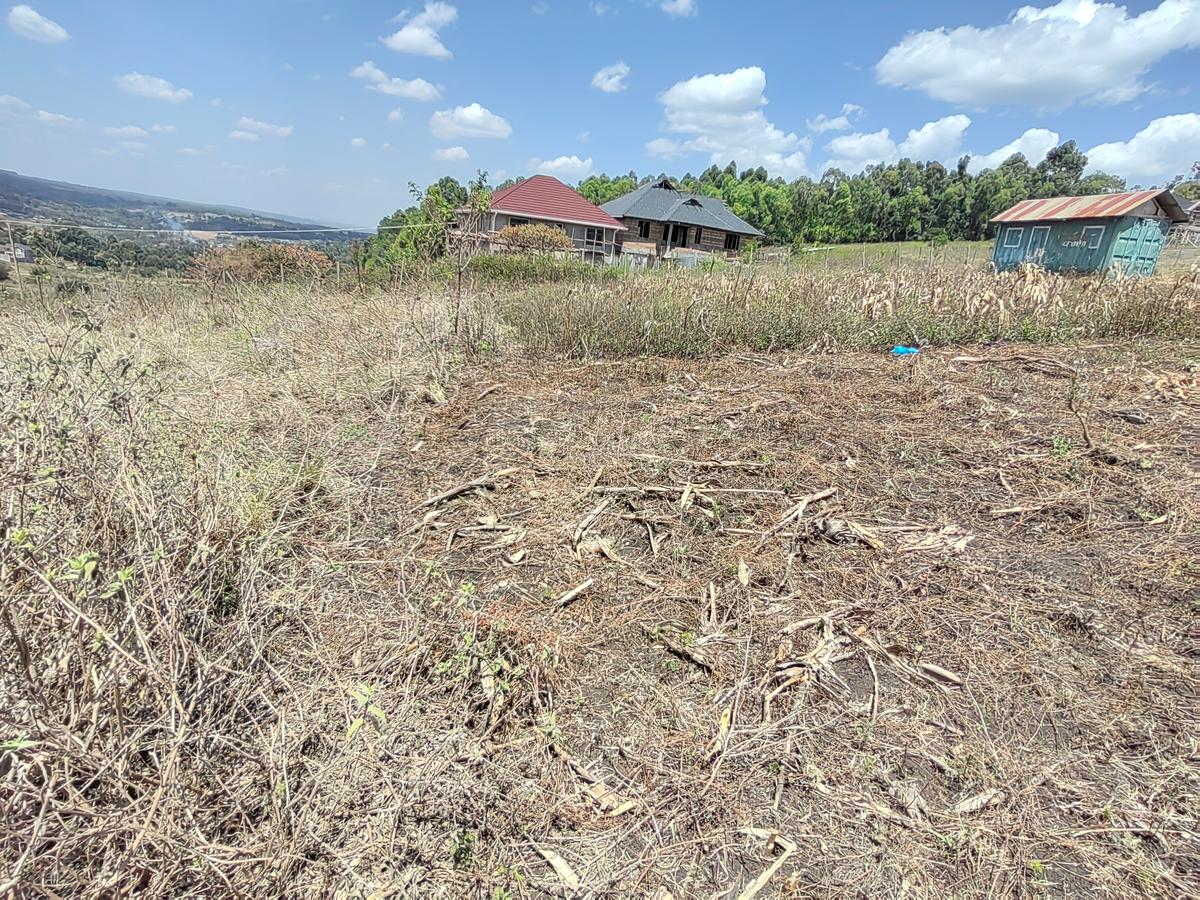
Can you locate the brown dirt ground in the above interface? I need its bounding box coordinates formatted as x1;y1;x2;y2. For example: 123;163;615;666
291;341;1197;897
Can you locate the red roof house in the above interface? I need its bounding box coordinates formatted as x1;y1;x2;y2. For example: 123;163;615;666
484;175;625;262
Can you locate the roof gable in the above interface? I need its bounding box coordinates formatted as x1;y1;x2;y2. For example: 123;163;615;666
490;175;624;230
991;189;1188;224
600;181;763;237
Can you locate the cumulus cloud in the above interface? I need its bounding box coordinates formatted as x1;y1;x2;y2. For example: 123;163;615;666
350;137;367;148
646;66;810;176
151;124;175;133
237;116;293;137
430;102;512;139
388;108;405;123
6;4;68;42
383;2;457;60
876;0;1200;108
179;146;211;156
529;155;594;179
967;127;1060;172
434;145;469;161
351;61;442;101
807;103;863;133
824;115;972;171
228;130;260;142
592;61;630;93
1086;113;1200;184
35;109;82;126
0;94;30;109
661;0;697;17
115;72;192;103
103;125;149;137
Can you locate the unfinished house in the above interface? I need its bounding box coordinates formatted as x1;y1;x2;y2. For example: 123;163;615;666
601;179;763;262
476;175;625;264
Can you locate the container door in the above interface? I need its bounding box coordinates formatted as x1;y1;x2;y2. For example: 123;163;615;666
1026;225;1050;263
1110;218;1167;276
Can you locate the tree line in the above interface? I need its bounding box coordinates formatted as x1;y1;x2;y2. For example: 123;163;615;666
362;143;1199;268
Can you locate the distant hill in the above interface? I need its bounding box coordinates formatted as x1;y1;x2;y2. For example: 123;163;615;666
0;170;369;242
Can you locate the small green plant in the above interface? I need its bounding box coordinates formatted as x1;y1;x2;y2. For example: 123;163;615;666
1052;435;1072;457
450;829;476;868
1028;860;1047;881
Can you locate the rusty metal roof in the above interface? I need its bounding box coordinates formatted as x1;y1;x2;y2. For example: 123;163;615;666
991;189;1187;224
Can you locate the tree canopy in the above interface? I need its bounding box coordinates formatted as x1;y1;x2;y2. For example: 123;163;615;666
362;142;1194;267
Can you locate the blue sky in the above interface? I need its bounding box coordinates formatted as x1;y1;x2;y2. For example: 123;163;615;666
2;0;1198;225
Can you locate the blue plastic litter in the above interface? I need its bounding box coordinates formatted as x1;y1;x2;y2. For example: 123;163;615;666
890;345;920;355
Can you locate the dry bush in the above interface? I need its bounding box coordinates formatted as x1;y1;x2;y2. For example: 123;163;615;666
192;241;335;286
492;223;574;254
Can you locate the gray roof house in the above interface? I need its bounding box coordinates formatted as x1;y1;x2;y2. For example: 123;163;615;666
1;242;34;264
601;179;763;258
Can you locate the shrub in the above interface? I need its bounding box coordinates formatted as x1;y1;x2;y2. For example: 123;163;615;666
492;223;574;254
192;241;334;285
0;259;9;282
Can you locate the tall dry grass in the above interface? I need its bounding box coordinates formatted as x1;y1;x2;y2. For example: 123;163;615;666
1;266;1196;893
499;264;1200;357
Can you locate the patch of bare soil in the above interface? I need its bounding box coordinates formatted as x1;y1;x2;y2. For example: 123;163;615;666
298;342;1198;897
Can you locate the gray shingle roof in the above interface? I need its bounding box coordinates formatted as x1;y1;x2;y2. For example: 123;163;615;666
601;180;763;237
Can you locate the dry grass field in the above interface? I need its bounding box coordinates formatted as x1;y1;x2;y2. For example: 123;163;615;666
1;267;1197;897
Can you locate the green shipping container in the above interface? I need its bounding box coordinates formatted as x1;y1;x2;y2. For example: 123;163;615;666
990;189;1186;276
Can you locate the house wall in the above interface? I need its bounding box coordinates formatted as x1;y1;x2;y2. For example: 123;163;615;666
614;218;742;256
991;215;1170;275
486;212;619;262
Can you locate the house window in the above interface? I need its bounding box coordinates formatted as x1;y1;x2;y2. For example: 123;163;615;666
585;227;603;245
1003;226;1023;248
668;224;689;246
1081;225;1105;249
509;217;530;227
724;233;740;251
638;220;651;240
695;228;703;245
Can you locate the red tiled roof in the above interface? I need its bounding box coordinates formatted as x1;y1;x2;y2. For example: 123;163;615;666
491;175;625;230
991;189;1187;224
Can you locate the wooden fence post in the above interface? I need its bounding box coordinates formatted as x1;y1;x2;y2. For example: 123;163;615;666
6;221;26;299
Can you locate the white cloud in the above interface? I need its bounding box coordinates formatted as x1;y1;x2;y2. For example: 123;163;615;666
646;66;810;176
532;2;548;13
529;155;594;179
382;2;457;60
590;2;615;14
388;108;405;123
228;130;260;141
579;130;591;142
179;146;211;156
35;109;81;126
263;166;289;176
434;145;469;161
430;102;512;139
115;72;192;103
210;98;222;107
877;0;1200;109
1086;113;1200;184
592;60;630;93
0;94;30;109
237;115;293;137
7;4;68;42
151;124;175;133
350;137;367;148
661;0;697;17
967;127;1060;172
825;114;972;171
900;114;972;160
351;60;442;101
806;103;863;133
103;125;149;137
